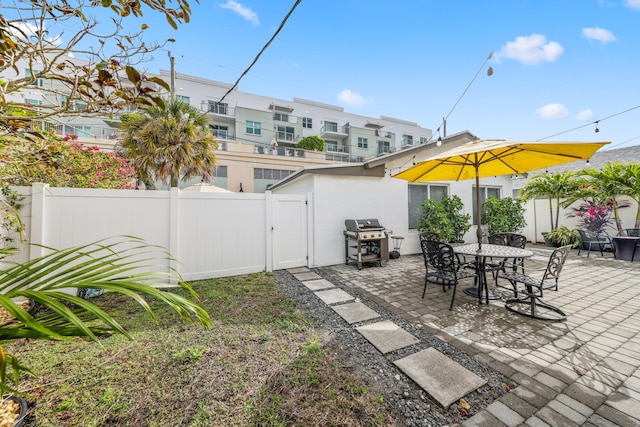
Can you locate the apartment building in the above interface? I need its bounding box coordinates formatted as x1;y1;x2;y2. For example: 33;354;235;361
5;58;433;192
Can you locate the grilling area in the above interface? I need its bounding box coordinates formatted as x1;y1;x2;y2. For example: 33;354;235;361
305;245;640;426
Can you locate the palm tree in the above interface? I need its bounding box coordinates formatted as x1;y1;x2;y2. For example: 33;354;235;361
119;98;218;188
519;171;581;230
614;162;640;229
0;237;211;394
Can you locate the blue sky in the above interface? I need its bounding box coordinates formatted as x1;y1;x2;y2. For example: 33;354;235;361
59;1;640;150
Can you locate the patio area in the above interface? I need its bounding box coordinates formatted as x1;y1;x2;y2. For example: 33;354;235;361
319;244;640;426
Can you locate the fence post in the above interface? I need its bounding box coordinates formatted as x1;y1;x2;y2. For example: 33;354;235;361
29;183;49;261
265;191;273;272
169;187;180;279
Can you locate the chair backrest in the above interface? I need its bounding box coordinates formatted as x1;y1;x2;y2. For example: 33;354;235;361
419;232;441;242
488;233;509;246
542;245;572;282
420;239;456;274
626;228;640;237
508;233;527;249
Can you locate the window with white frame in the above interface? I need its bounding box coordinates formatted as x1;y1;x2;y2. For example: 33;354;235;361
213;165;228;177
472;186;501;225
176;95;190;104
25;69;43;87
302;117;312;129
208;101;228;115
357;137;368;148
402;135;414;146
420;137;429;144
274;112;289;122
246;120;261;135
408;184;448;229
277;125;295;141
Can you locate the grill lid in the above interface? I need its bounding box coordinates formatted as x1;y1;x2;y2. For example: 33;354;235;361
345;218;384;232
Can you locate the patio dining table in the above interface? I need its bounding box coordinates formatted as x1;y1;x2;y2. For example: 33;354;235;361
453;243;534;304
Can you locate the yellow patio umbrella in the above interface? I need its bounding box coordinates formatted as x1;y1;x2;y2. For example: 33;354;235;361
393;139;610;247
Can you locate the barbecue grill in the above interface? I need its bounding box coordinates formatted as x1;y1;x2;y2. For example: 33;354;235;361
344;219;391;269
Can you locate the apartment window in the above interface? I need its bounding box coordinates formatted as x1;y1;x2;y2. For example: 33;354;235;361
402;135;414;146
277;125;295;141
24;99;42;106
378;140;390;154
472;186;501;225
358;137;368;149
25;69;43;87
208;101;228;115
254;168;294;180
302;117;313;129
176;95;190;104
324;121;338;132
246;121;261;135
274;112;289;122
408;184;448;229
420;137;429;144
213;165;228;178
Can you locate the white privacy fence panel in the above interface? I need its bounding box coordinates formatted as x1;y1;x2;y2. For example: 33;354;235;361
10;185;309;280
178;193;268;280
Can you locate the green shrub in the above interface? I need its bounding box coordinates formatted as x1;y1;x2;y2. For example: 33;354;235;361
418;195;470;242
483;196;526;235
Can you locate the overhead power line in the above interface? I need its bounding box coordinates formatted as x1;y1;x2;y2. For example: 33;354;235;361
217;0;303;106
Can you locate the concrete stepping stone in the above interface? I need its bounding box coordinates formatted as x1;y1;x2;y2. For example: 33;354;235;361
356;320;419;354
394;347;487;409
293;271;322;281
287;267;310;274
302;279;335;291
314;288;354;305
332;301;381;324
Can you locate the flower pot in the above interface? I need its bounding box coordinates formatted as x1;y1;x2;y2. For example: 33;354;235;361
1;395;28;427
612;236;639;261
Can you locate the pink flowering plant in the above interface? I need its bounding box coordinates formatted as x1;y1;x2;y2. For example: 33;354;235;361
569;199;614;235
0;132;135;189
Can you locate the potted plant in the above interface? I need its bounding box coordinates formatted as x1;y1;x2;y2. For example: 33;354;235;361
441;195;471;243
483;196;526;235
418;195;470;243
544;225;581;247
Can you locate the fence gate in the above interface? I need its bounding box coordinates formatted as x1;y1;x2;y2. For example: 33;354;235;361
271;194;308;270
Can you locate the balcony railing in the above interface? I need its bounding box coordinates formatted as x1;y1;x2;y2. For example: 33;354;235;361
208;104;235;117
325;144;349;154
212;130;236;141
377;146;395;155
253;145;305;158
276;132;298;142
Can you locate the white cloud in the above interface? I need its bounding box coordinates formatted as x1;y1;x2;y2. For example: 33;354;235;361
536;103;569;119
337;89;368;107
497;34;563;65
582;27;617;43
9;22;61;46
219;1;260;26
626;0;640;10
577;108;594;121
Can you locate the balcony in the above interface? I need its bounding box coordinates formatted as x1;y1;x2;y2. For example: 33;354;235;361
212;130;236;141
377;146;396;156
207;104;235;122
325;143;349;154
320;122;349;139
276;132;298;143
375;130;394;139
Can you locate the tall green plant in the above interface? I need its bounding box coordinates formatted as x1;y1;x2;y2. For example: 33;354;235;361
441;195;471;242
0;237;211;394
418;196;470;243
519;171;580;230
295;136;325;151
118;98;219;188
483;196;526;235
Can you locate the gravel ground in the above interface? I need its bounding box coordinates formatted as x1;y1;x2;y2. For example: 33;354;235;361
274;268;514;427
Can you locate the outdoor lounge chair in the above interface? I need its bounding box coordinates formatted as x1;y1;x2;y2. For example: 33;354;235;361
577;229;611;258
497;245;572;322
420;239;477;310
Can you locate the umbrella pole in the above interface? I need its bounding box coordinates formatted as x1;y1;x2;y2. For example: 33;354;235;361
475;166;483;249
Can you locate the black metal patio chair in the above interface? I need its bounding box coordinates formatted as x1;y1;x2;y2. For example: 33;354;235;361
488;233;527;293
497;244;572;322
420;239;477;310
577;229;611;258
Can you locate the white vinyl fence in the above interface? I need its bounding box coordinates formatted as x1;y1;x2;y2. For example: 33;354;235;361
11;184;309;280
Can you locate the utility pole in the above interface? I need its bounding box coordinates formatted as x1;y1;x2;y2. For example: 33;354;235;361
168;51;175;99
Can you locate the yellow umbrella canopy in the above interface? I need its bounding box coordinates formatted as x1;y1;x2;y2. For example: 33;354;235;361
394;139;610;246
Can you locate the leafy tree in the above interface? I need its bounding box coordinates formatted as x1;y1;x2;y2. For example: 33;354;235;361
296;135;325;151
0;132;136;189
418;195;470;243
118;98;218;188
0;1;195;136
441;195;471;242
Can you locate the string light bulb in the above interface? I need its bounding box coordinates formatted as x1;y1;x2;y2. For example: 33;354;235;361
594;121;600;133
436;136;442;147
